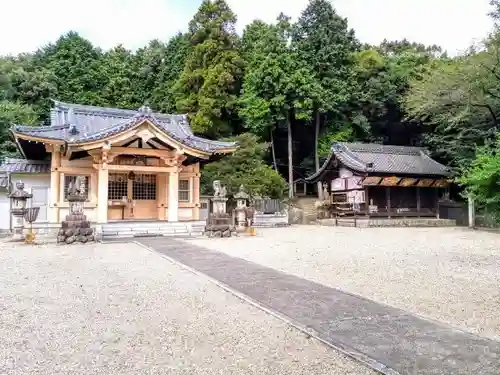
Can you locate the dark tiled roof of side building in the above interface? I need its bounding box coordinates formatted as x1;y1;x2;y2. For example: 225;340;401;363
11;101;236;153
0;158;50;174
305;142;450;182
0;158;50;189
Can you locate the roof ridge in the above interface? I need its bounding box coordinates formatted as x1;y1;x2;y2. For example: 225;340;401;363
3;158;49;164
54;100;189;120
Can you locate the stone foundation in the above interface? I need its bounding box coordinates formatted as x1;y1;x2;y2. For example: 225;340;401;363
253;213;289;228
57;213;95;244
318;217;457;228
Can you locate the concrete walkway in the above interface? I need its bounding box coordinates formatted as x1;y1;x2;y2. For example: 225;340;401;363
138;238;500;375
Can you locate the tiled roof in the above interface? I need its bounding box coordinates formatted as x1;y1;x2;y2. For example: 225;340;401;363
305;142;450;182
0;158;50;174
12;101;236;154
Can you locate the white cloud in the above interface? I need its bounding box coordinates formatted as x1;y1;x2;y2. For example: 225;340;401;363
0;0;494;56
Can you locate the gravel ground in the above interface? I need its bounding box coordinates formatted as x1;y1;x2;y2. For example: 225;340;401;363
188;226;500;340
0;241;374;375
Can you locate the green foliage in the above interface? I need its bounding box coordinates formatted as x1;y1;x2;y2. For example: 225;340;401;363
317;125;353;157
35;31;106;106
100;45;138;109
174;0;244;137
3;0;497;207
292;0;358;115
201;133;286;198
404;35;500;170
0;101;37;157
151;33;189;113
458;135;500;219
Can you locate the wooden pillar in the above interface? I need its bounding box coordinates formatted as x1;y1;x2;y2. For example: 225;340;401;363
386;187;391;218
48;148;61;223
157;173;167;220
168;169;179;222
364;186;369;216
416;187;421;216
193;173;200;220
97;166;109;223
435;188;440;218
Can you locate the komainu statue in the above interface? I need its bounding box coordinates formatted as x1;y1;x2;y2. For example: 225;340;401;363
213;180;227;198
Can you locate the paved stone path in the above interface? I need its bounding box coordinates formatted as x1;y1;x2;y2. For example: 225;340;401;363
138;237;500;375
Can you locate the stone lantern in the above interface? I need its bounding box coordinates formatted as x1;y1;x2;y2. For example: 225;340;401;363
234;185;249;230
9;181;33;241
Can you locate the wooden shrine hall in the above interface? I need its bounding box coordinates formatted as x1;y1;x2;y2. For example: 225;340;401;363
303;143;451;218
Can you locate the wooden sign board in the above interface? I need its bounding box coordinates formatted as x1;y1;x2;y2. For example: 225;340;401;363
362;176;381;186
399;178;417;187
416;179;434;187
379;176;402;186
432;179;450;188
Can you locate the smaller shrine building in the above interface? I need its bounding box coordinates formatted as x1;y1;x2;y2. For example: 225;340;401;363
303;142;451;217
8;101;237;225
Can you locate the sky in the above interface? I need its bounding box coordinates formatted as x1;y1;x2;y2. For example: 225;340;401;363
0;0;494;56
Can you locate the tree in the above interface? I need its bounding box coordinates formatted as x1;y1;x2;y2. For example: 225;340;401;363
404;38;500;170
0;56;57;118
174;0;244;137
240;14;319;198
100;45;138;109
0;101;38;157
201;133;286;198
292;0;358;195
34;31;106;106
133;39;168;107
458;135;500;220
151;33;189;113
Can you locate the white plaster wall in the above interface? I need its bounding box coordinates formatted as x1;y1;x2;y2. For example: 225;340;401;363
339;168;353;178
12;173;50;223
0;192;9;230
178;208;194;220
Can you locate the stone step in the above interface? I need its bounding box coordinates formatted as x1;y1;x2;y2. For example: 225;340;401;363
101;221;205;240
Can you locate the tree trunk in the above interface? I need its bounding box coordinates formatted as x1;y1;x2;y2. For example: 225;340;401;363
270;127;278;171
287;112;294;199
315;111;322;200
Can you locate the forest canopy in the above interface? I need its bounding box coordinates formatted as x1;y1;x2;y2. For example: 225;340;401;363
1;0;500;210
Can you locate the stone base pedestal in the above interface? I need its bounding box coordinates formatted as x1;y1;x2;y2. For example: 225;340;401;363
11;214;25;241
57;196;95;244
212;197;228;215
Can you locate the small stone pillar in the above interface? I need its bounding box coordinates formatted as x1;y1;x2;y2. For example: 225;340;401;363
9;181;32;241
211;180;228;215
234;185;249;230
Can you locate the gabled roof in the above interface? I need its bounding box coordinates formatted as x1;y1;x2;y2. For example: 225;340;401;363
11;101;236;154
305;142;450;182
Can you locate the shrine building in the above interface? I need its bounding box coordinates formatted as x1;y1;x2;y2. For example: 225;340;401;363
8;101;237;226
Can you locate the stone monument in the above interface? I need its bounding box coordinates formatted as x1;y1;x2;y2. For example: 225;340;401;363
57;176;95;244
211;180;228;214
234;185;250;230
205;180;235;237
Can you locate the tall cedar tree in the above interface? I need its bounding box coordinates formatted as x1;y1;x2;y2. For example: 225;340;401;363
174;0;244;137
133;40;168;107
100;45;139;109
240;20;279;169
151;33;189;113
240;15;320;198
292;0;358;197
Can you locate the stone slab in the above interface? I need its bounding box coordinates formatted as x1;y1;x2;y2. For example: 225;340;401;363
139;238;500;375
